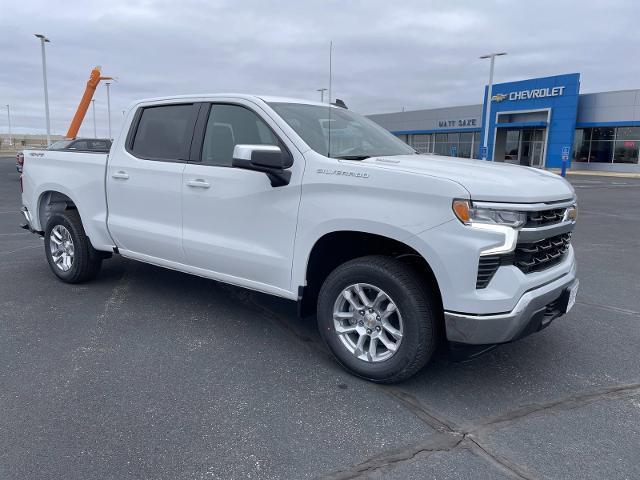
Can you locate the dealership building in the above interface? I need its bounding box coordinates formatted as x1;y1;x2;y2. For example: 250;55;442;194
368;73;640;172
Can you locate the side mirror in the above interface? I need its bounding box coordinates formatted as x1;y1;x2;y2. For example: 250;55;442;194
232;145;292;187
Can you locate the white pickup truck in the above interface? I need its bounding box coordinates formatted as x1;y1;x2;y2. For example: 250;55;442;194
20;94;578;382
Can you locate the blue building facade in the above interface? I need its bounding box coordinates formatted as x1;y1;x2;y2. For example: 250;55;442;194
368;73;640;172
479;73;580;169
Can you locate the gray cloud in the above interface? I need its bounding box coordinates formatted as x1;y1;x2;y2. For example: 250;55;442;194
1;0;638;136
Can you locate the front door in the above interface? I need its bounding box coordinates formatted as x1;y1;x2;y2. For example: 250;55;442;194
181;101;303;295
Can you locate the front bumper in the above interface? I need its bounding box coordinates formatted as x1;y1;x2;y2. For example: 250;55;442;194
444;261;577;345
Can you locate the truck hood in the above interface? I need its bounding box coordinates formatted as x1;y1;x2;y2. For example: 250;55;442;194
363;154;575;203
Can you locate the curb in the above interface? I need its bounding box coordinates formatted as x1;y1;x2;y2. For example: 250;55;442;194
548;169;640;179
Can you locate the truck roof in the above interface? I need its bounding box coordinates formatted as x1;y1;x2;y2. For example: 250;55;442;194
129;94;330;108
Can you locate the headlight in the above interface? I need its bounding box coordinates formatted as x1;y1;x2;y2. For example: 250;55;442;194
564;204;578;222
452;199;526;228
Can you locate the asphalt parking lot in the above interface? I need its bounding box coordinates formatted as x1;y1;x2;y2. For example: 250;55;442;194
1;156;639;479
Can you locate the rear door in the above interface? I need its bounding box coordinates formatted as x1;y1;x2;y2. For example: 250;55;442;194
181;100;304;295
106;102;199;262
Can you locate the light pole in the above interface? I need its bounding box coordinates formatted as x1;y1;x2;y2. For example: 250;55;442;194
6;105;12;146
105;82;112;139
91;99;97;137
479;52;507;161
316;88;328;103
34;34;51;146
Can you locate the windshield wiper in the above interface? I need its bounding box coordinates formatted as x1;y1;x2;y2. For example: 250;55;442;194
333;155;370;160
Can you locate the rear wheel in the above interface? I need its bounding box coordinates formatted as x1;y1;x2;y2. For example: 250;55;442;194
44;210;102;283
317;255;439;383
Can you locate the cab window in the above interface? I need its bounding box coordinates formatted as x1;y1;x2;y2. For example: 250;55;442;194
201;104;279;167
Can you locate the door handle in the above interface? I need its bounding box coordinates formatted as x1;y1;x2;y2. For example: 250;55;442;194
186;179;211;188
112;171;129;180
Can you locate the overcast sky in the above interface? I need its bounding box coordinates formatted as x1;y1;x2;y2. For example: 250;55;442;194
1;0;638;137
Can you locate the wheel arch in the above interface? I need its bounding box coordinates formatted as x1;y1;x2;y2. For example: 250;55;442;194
37;190;81;233
299;230;443;319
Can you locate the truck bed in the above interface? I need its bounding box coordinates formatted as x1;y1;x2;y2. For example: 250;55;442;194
21;150;114;251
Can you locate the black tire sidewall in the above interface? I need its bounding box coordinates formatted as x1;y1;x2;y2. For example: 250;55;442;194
318;258;435;382
44;211;92;283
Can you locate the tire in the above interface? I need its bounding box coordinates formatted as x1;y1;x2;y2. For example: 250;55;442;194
317;255;439;383
44;210;102;283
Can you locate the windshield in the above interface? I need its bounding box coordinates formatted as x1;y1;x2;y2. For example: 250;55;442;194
268;102;415;159
48;140;73;150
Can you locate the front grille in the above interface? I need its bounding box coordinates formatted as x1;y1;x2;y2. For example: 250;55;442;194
476;255;501;289
525;208;566;228
513;232;571;274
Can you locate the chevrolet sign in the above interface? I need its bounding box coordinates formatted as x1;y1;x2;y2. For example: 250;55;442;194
492;86;566;102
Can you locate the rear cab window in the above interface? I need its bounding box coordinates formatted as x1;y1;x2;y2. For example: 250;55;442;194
129;104;198;161
88;140;110;152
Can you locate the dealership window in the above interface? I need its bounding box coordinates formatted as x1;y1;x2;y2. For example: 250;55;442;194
446;133;460;156
504;130;520;162
589;140;614;163
433;133;448;155
614;127;640;163
445;133;457;156
430;131;478;158
573;129;590;162
396;134;408;144
572;126;639;164
591;127;615;141
590;127;615;163
458;132;473;158
411;134;432;154
473;132;481;158
614;140;639;163
401;131;480;158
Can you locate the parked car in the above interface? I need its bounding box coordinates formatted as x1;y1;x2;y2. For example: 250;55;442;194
19;95;578;382
16;151;24;173
17;138;112;174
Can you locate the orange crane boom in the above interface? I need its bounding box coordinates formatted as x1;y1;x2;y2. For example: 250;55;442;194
65;66;113;139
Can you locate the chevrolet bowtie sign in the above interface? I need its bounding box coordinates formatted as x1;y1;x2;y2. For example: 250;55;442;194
492;86;566;102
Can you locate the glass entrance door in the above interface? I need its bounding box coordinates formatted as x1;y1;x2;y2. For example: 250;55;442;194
530;141;544;167
520;129;545;167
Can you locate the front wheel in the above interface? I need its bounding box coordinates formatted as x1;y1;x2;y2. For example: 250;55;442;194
317;255;439;383
44;210;102;283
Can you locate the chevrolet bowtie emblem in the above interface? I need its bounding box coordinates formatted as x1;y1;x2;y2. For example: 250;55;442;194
491;93;508;102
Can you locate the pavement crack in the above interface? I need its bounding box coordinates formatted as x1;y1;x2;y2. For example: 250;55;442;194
376;385;459;433
349;382;640;480
319;432;463;480
466;382;640;435
576;300;640;317
464;436;536;480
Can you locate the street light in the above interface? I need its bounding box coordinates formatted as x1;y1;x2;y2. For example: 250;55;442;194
91;99;97;137
479;52;507;161
105;82;112;139
6;105;12;147
34;34;51;146
316;88;328;103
